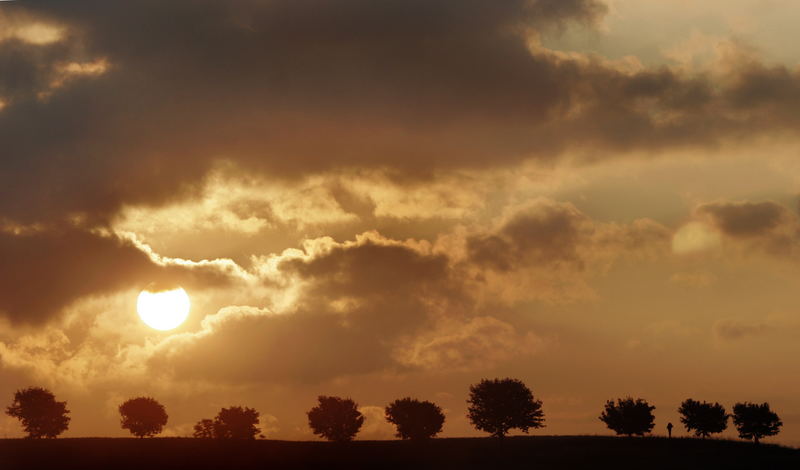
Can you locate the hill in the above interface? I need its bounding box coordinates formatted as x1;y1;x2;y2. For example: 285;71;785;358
1;436;797;469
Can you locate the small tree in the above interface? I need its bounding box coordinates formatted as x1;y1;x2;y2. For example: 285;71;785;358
467;378;544;438
6;387;70;438
732;402;782;444
599;397;655;436
214;406;260;439
192;418;218;438
307;396;364;442
677;399;727;438
119;397;168;438
385;397;445;441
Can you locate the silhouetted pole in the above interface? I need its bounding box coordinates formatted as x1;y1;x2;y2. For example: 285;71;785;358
667;422;673;438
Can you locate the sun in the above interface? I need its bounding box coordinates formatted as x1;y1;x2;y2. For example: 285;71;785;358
136;287;191;331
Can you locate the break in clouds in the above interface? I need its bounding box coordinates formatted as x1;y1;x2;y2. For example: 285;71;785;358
2;0;800;443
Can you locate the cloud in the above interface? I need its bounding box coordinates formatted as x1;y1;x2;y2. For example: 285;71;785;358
0;0;605;224
713;318;769;341
0;225;241;324
460;199;670;303
699;201;791;237
681;200;800;257
2;0;800;227
154;307;397;384
467;201;591;271
712;314;800;343
150;235;461;384
0;227;161;324
146;204;670;385
394;316;544;371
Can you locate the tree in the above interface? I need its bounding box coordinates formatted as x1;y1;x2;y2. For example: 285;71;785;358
119;397;168;438
213;406;261;439
467;378;544;438
385;397;445;441
192;418;218;438
732;402;782;444
6;387;70;438
677;399;727;438
599;397;655;436
307;396;364;442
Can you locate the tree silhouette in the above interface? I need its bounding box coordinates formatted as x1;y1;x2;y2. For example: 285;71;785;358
599;397;655;436
385;397;445;441
213;406;261;439
6;387;70;438
119;397;168;438
307;396;364;442
467;378;544;438
732;402;782;444
677;399;727;438
192;418;218;438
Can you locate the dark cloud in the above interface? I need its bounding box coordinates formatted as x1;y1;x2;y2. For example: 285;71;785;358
158;238;463;383
467;202;590;271
2;0;800;227
0;0;604;223
689;200;800;258
699;201;789;237
1;0;797;330
0;227;233;324
282;241;451;302
0;38;64;100
284;240;459;340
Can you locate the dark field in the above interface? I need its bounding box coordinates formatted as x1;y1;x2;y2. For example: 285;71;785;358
1;436;797;470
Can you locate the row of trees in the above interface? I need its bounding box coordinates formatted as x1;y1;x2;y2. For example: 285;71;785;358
189;396;445;442
4;379;784;444
599;397;783;444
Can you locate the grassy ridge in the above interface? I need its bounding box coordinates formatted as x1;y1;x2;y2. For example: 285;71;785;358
0;436;797;469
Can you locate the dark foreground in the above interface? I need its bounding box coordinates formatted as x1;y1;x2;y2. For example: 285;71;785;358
1;436;797;470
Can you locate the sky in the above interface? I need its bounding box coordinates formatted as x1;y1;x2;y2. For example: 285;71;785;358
1;0;800;445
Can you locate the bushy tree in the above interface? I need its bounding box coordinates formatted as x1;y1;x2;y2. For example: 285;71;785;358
732;402;782;444
385;397;445;441
307;396;364;442
119;397;168;438
599;397;655;436
467;378;544;438
6;387;70;438
213;406;261;439
192;418;218;438
677;399;727;438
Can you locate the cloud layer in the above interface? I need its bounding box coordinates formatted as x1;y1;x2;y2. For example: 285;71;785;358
1;0;800;226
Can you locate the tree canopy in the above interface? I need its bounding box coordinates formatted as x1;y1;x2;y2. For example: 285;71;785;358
467;378;544;438
307;396;364;442
213;406;261;439
5;387;70;438
599;397;655;437
677;399;727;438
118;397;168;438
385;397;445;441
732;402;782;444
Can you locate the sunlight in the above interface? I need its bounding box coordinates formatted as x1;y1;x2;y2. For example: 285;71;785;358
136;288;191;331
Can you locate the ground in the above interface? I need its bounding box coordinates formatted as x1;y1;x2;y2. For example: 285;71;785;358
0;436;797;469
